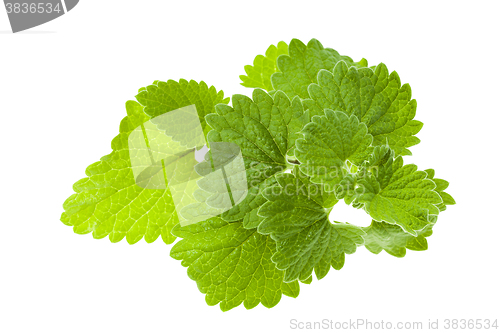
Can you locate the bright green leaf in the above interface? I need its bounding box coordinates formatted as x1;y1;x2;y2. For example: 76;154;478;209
206;89;307;228
257;171;364;282
221;175;278;229
362;220;433;257
170;217;300;311
362;168;454;257
303;61;423;156
59;40;455;311
61;80;229;244
136;79;229;139
240;41;289;91
295;110;372;191
271;38;367;99
355;146;442;236
424;168;456;211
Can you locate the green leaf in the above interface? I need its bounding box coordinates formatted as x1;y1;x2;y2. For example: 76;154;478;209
258;172;332;240
362;220;433;257
301;275;313;284
136;79;230;139
424;168;456;211
170;217;300;311
257;171;364;282
362;168;454;257
221;175;278;229
303;61;423;156
206;89;307;228
273;220;365;282
61;80;229;244
59;42;456;311
295;110;372;191
271;38;368;99
240;41;289;91
354;146;442;236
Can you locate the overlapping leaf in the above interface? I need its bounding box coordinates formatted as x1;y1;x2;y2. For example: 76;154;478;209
240;41;289;91
205;89;308;228
362;169;455;257
61;80;229;244
136;79;229;139
354;146;442;236
303;62;423;155
60;39;455;312
362;220;434;257
257;170;364;282
295;110;372;191
424;168;456;211
271;38;368;99
170;217;300;311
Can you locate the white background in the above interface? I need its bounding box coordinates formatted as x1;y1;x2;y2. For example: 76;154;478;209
1;1;499;332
